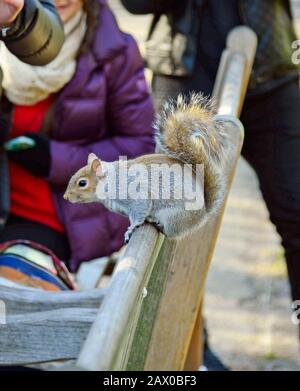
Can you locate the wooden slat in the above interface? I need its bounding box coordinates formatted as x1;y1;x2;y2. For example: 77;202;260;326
183;300;204;371
76;225;164;371
213;26;257;116
0;308;98;365
0;287;105;366
127;118;244;371
76;257;111;290
125;235;171;371
126;27;256;371
0;285;105;315
226;26;257;113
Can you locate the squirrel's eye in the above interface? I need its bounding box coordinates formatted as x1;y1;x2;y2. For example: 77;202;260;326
78;179;88;188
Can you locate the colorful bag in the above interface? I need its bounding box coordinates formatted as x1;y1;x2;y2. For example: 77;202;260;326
0;240;75;291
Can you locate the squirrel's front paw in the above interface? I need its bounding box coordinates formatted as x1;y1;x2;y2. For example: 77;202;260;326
124;229;133;244
124;222;144;243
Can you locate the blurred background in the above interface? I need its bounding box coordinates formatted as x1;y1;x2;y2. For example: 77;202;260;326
108;0;300;371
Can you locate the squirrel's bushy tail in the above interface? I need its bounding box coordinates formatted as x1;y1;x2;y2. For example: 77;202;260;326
154;93;229;214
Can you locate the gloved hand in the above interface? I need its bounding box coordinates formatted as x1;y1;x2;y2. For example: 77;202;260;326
7;132;50;177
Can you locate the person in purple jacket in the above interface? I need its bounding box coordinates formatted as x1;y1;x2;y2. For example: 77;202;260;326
0;0;155;272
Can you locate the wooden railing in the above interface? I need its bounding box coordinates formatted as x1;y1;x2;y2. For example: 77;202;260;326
77;26;257;371
0;26;257;370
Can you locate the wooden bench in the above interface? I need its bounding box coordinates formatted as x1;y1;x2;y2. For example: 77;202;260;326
0;26;257;371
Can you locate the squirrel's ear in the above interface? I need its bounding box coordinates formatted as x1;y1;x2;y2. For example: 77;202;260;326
95;161;106;178
88;153;98;165
91;158;106;177
91;158;101;174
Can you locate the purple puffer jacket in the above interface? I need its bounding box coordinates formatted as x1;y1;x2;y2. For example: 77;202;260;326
47;0;155;271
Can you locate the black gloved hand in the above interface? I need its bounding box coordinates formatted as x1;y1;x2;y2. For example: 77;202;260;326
7;132;50;177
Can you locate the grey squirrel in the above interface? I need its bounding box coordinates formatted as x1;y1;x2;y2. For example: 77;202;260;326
64;94;230;242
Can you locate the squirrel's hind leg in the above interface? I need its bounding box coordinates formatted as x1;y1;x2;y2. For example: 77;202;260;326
160;209;203;239
124;200;153;243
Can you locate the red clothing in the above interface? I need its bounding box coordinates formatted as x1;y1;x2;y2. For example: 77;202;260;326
9;96;64;233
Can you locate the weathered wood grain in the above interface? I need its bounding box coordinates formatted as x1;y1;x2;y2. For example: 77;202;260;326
126;27;256;371
77;224;164;371
0;285;105;315
0;308;98;365
76;257;110;290
213;26;257;116
126;119;243;371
